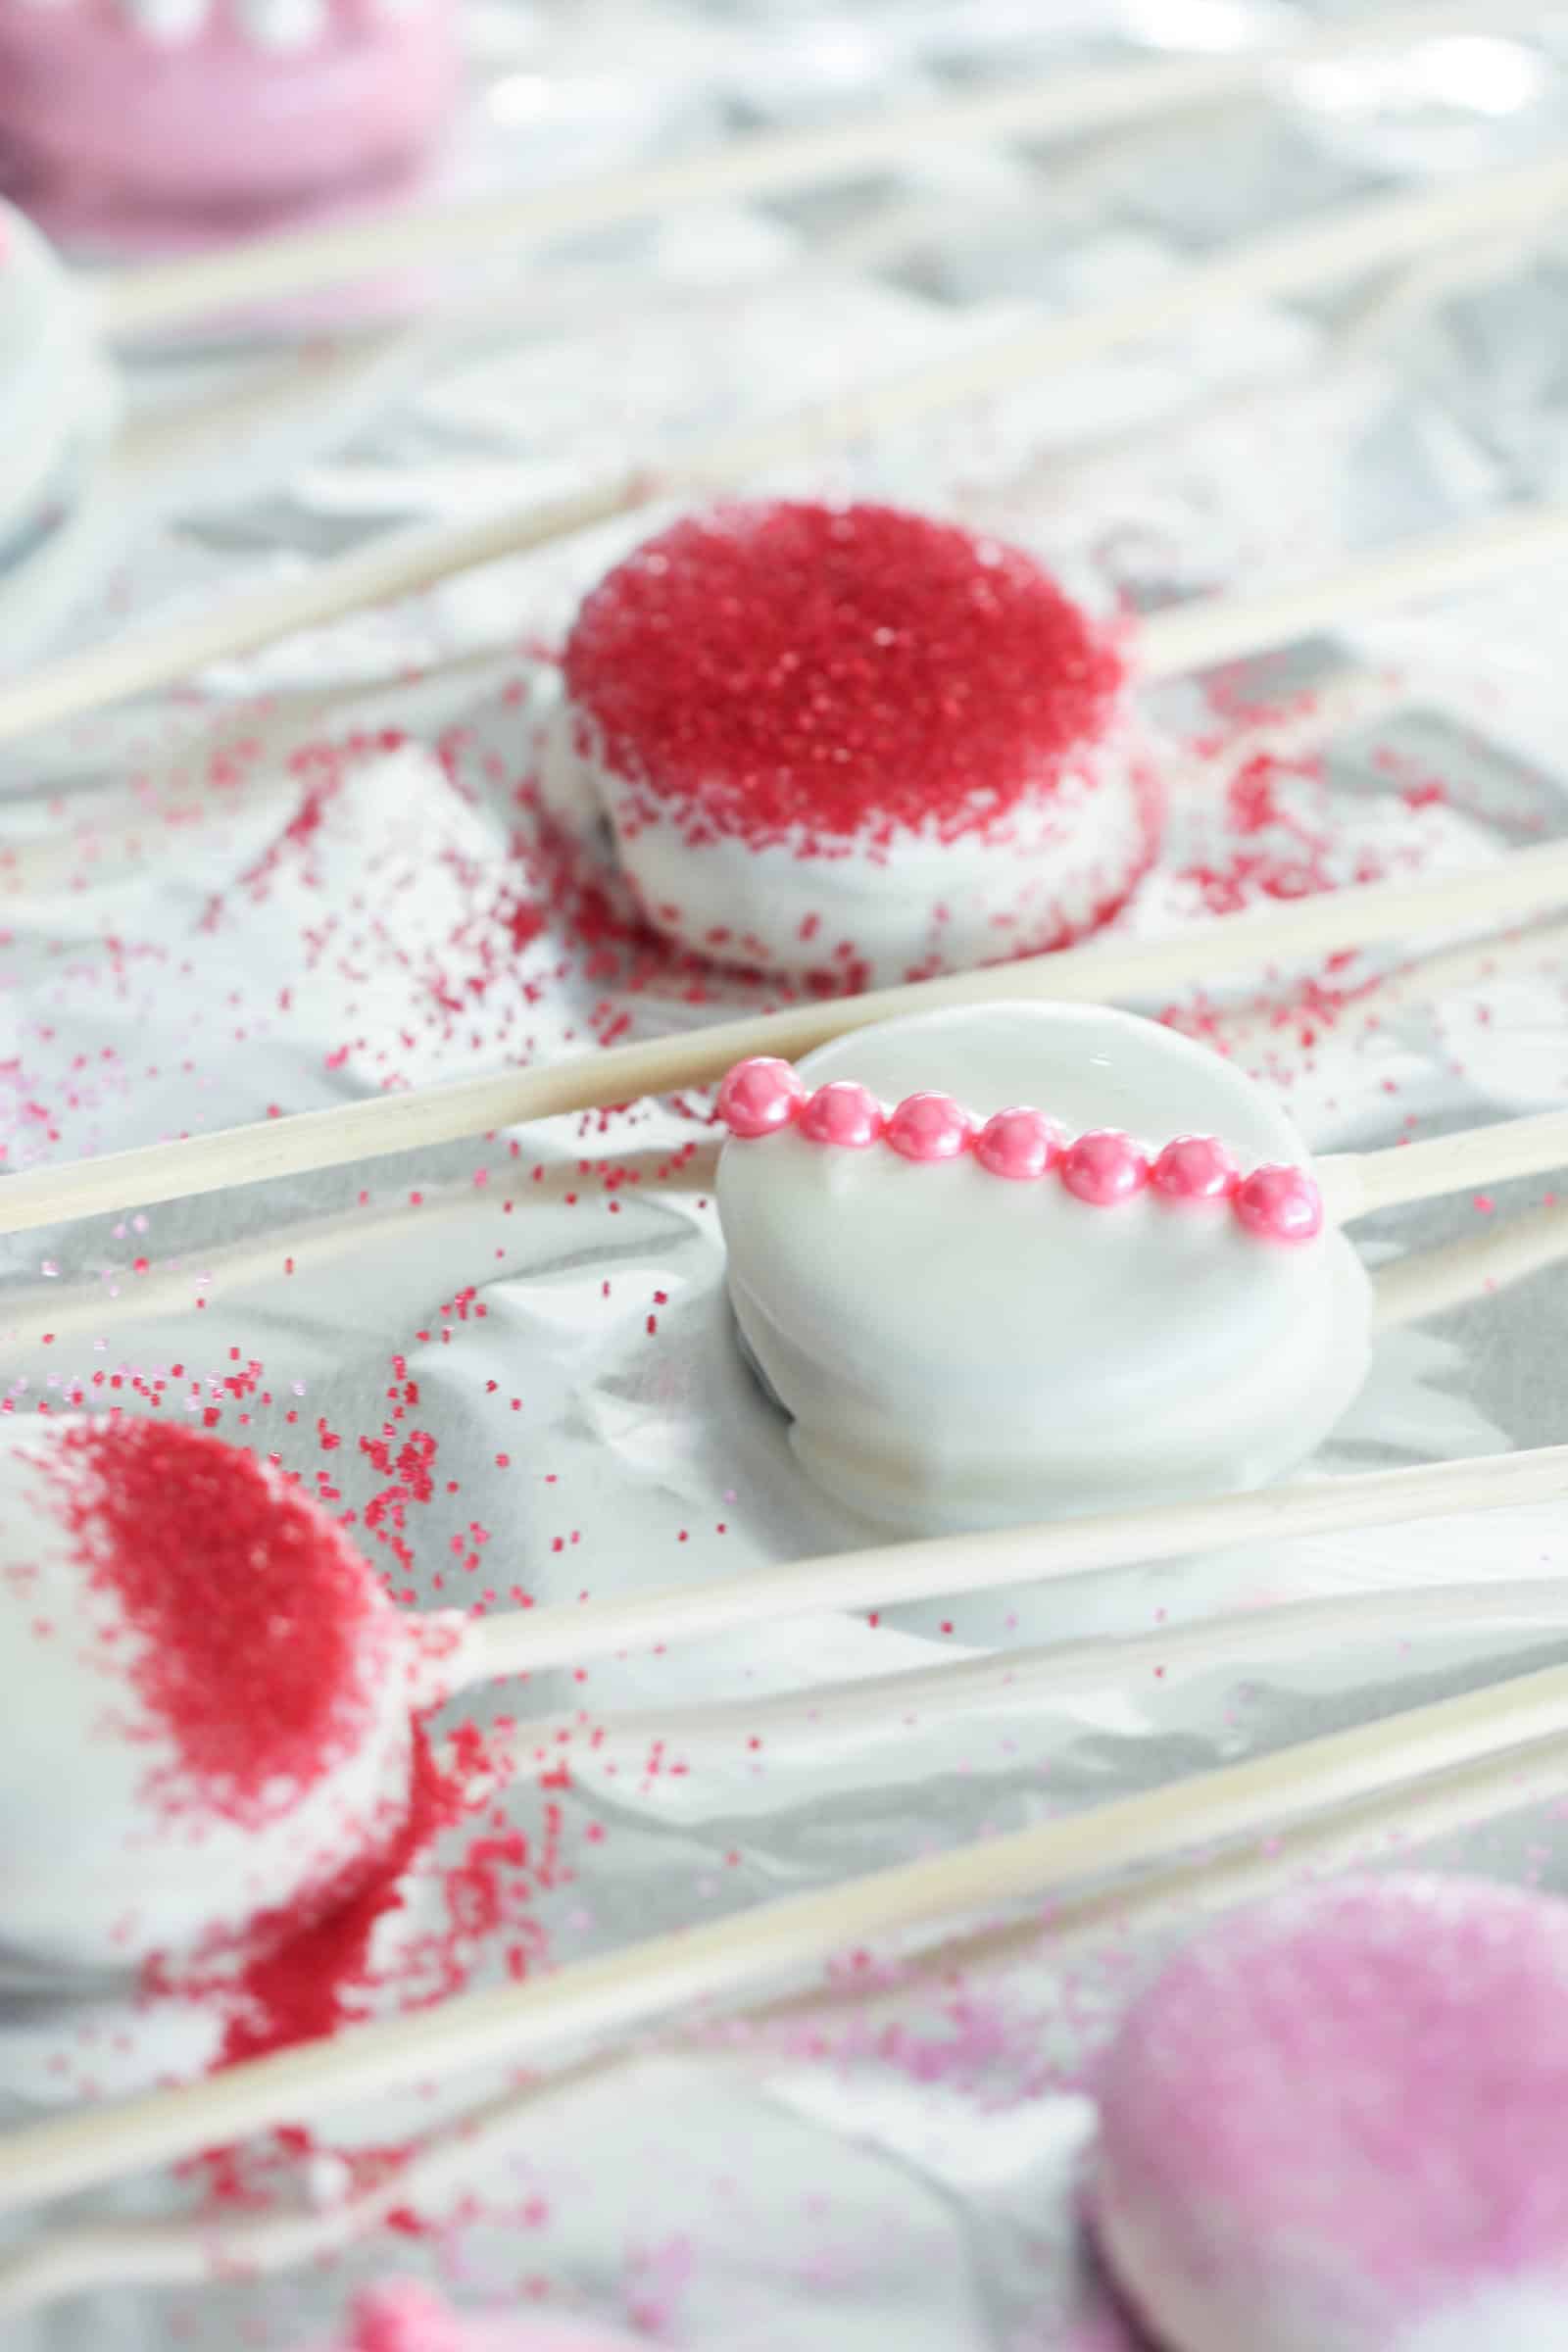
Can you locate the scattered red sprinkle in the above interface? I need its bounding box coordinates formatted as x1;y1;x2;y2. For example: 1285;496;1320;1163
215;1723;464;2067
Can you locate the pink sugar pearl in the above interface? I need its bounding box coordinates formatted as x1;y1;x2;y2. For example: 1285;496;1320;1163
886;1091;975;1162
1233;1162;1323;1243
1151;1135;1239;1202
799;1080;885;1149
1060;1130;1150;1206
975;1105;1062;1181
717;1055;807;1138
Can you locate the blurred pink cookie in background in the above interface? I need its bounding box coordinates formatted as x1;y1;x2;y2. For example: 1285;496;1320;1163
0;0;458;253
308;2280;648;2352
1091;1875;1568;2352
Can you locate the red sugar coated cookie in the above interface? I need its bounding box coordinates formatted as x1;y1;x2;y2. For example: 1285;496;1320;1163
1;1415;416;1976
564;500;1126;847
51;1415;383;1815
548;500;1159;984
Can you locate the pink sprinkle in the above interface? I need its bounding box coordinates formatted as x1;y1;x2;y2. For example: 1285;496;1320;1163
1234;1163;1324;1244
886;1092;974;1162
1060;1130;1150;1206
717;1056;806;1139
975;1105;1061;1181
800;1082;884;1149
1152;1134;1239;1202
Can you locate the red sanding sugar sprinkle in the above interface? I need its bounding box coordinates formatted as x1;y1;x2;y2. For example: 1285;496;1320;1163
564;501;1128;848
50;1419;382;1820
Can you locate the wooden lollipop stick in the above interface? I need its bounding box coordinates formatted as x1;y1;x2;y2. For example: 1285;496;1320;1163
4;1716;1565;2319
439;1445;1568;1690
1139;500;1568;683
1320;1107;1568;1223
526;1579;1568;1758
14;153;1568;753
7;1653;1568;2214
779;1726;1568;2056
1374;1196;1568;1329
9;840;1568;1237
95;0;1543;341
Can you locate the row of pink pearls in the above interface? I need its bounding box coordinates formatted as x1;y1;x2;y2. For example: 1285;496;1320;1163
716;1058;1323;1244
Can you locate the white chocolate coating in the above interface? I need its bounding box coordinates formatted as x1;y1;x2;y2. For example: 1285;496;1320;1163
0;1417;416;1983
716;1003;1371;1532
541;695;1159;987
0;205;116;574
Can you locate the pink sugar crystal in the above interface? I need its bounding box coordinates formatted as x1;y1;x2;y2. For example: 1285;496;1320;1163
1093;1875;1568;2352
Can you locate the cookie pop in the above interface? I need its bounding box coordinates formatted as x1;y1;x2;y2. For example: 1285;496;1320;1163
1092;1875;1568;2352
546;500;1160;987
0;0;458;255
0;1415;419;1982
716;1000;1372;1532
20;1397;1564;1996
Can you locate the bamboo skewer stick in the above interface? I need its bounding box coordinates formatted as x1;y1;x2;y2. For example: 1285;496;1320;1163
10;837;1568;1236
763;1727;1568;2067
1204;916;1568;1072
1374;1196;1568;1329
511;1581;1568;1758
438;1446;1568;1690
1138;502;1568;683
5;1713;1567;2317
8;1718;1566;2316
13;154;1568;753
9;1655;1568;2214
1317;1106;1568;1224
94;0;1545;341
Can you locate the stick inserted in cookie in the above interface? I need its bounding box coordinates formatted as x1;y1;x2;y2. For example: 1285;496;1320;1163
7;1652;1568;2216
8;842;1568;1237
97;0;1538;338
442;1444;1568;1690
12;155;1568;749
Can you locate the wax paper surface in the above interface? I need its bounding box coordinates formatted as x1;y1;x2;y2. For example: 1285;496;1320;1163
6;3;1568;2345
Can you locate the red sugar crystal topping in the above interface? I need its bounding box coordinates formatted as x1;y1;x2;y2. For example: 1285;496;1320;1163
50;1419;381;1819
564;501;1126;848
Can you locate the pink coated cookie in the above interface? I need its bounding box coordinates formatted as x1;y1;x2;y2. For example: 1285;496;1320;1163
0;0;457;253
1092;1875;1568;2352
309;2280;645;2352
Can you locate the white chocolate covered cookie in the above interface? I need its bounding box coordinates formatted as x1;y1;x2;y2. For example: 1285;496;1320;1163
0;1415;417;1983
715;1002;1371;1532
548;501;1161;986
